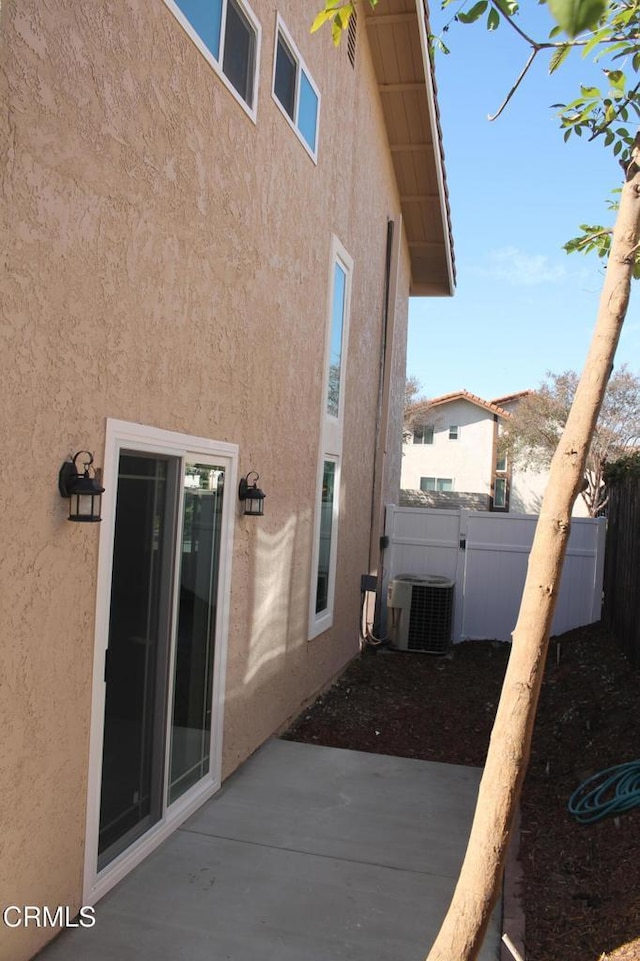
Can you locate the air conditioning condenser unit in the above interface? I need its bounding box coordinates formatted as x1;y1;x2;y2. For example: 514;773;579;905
387;574;454;654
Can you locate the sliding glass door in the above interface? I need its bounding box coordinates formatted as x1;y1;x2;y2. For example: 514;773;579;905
98;452;226;870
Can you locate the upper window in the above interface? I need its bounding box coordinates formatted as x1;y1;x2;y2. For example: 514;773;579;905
165;0;260;117
449;425;459;440
413;426;434;445
327;260;347;419
273;18;320;159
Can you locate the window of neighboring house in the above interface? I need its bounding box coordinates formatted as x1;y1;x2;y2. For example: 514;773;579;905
310;237;353;639
496;452;507;472
273;17;320;159
412;426;434;445
449;425;459;440
420;477;453;492
165;0;260;118
493;476;507;509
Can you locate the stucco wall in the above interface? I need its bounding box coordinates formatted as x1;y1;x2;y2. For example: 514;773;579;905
0;1;413;957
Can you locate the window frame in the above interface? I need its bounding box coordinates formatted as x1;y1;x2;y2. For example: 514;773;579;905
412;425;434;445
163;0;261;122
272;15;321;162
309;237;353;640
448;425;459;440
493;476;508;510
420;476;453;493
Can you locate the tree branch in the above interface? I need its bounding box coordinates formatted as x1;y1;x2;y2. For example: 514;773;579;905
488;47;539;121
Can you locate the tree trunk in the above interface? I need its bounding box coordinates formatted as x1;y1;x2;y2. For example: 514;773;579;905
426;143;640;961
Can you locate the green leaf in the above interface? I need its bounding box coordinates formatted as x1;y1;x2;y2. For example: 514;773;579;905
457;1;488;25
493;0;519;14
310;8;335;33
431;36;451;55
487;6;500;30
549;44;571;74
605;69;625;92
547;0;606;38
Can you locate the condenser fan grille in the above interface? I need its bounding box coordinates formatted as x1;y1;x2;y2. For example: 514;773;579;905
407;583;453;654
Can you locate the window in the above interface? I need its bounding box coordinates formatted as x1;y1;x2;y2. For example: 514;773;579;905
496;452;507;472
273;18;320;158
420;477;453;492
449;425;459;440
327;261;347;418
412;426;434;445
165;0;260;117
315;460;337;614
310;238;352;639
493;477;507;509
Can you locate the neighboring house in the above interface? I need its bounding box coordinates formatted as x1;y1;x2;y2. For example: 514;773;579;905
0;2;454;959
402;390;589;516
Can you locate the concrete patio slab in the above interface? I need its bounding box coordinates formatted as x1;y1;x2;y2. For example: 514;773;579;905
38;739;501;961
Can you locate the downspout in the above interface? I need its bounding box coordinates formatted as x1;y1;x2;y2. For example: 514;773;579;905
366;219;396;635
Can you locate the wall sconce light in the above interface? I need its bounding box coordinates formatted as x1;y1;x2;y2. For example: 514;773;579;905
238;471;265;516
58;450;105;523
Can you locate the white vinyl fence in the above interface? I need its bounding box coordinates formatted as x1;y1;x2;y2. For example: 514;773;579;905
383;507;606;643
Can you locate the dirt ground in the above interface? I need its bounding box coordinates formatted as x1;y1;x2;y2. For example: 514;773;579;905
282;623;640;960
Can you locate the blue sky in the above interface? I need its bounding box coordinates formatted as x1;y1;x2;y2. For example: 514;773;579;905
407;2;640;402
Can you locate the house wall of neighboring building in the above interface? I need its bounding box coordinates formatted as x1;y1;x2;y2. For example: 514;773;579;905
497;401;590;517
0;2;415;957
401;399;495;495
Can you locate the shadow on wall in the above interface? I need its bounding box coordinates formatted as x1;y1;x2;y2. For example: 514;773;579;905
399;489;491;510
223;506;356;774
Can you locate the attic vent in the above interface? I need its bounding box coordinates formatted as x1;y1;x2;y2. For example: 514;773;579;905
347;8;357;67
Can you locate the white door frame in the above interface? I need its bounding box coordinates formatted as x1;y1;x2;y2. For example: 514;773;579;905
83;419;237;905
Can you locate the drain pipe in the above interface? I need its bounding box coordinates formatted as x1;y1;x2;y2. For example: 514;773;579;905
364;218;398;643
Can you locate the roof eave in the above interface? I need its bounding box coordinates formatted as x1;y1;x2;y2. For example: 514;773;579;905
365;0;455;297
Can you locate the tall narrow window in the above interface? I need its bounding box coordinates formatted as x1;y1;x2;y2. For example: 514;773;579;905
315;460;336;614
493;477;507;509
166;0;260;117
328;263;347;418
273;18;320;159
310;238;352;638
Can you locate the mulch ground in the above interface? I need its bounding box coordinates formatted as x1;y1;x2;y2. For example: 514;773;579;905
281;623;640;960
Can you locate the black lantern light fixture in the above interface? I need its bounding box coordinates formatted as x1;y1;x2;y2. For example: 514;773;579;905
238;471;266;517
58;450;105;523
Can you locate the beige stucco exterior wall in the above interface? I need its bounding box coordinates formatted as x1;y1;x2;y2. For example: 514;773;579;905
0;2;418;958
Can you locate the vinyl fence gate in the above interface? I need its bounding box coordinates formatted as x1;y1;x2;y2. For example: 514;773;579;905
382;507;606;645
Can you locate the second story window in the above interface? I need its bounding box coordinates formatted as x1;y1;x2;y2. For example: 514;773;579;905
166;0;260;117
273;18;320;159
449;425;459;440
413;426;434;445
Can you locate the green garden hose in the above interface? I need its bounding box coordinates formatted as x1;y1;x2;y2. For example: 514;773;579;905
568;760;640;824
